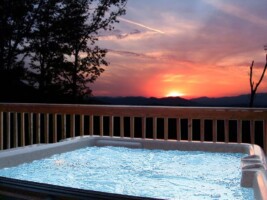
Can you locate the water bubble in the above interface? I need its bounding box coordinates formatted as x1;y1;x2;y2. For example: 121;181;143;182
211;193;221;198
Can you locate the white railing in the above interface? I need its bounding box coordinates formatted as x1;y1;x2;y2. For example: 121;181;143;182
0;103;266;153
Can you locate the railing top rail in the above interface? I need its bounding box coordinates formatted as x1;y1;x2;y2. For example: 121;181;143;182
0;103;267;120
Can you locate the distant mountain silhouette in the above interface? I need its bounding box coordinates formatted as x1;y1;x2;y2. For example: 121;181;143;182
191;93;267;107
90;96;198;106
91;93;267;107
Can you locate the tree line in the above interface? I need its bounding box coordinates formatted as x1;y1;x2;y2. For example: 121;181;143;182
0;0;127;103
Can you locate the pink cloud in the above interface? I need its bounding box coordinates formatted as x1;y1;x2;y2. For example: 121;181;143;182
91;0;267;98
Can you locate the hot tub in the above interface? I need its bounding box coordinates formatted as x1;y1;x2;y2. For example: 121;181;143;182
0;136;266;200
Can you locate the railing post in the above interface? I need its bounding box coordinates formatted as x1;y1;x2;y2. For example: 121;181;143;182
20;113;25;147
89;115;94;136
142;117;146;139
188;118;192;141
61;114;66;139
237;120;242;143
70;114;75;138
264;120;267;154
200;119;205;142
7;112;10;149
13;113;18;148
44;113;49;143
28;113;33;145
120;117;124;137
80;115;84;137
176;118;181;141
250;120;255;144
153;117;157;140
164;117;168;140
0;112;3;150
213;120;217;143
130;117;134;138
53;113;57;143
100;116;104;136
224;119;229;143
109;116;114;137
36;113;41;144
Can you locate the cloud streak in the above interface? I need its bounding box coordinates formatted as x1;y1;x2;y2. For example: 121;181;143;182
203;0;267;27
118;17;165;34
107;49;153;59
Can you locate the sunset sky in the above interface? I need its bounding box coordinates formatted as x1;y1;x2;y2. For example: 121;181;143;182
91;0;267;99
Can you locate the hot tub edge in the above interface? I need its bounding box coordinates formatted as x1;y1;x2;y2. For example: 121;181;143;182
0;136;266;200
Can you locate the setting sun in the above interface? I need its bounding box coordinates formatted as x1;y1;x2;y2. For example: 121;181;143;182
90;0;267;99
166;91;184;97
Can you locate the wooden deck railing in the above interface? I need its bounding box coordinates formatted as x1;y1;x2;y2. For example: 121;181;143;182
0;103;267;153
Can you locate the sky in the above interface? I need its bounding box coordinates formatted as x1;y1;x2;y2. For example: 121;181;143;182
90;0;267;99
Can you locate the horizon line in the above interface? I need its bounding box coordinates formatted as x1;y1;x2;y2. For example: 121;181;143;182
90;92;266;100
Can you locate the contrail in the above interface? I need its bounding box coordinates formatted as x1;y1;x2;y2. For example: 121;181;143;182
118;17;165;34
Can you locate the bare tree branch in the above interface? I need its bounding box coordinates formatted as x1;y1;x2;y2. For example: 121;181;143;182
249;55;267;107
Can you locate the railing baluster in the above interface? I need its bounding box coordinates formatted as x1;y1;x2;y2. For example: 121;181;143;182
70;114;75;138
13;113;18;148
142;117;146;139
6;112;10;148
224;119;229;143
200;119;205;142
120;117;124;137
89;115;94;136
264;120;267;154
36;113;41;144
164;117;168;140
61;114;66;139
80;115;84;136
250;120;255;144
29;113;33;145
237;120;242;143
176;118;181;141
213;120;217;143
153;117;157;140
0;112;3;150
130;117;134;138
109;116;114;137
53;113;57;143
20;113;25;146
100;116;104;136
44;113;49;143
188;118;192;141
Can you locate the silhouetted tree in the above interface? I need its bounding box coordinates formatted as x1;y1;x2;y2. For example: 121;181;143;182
27;0;65;96
0;0;127;102
249;48;267;107
0;0;43;79
26;0;127;101
56;0;127;101
0;0;47;102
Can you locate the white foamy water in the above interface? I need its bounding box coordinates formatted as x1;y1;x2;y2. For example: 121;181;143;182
0;146;253;200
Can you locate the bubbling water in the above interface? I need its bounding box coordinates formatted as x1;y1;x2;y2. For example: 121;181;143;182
0;146;253;200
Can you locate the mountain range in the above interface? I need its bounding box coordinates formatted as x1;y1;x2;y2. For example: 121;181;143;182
89;93;267;107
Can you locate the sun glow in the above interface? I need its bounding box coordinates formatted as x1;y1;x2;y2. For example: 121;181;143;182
166;91;184;97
